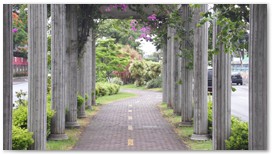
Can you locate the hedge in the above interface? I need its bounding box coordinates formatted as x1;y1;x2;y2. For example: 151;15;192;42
95;82;120;97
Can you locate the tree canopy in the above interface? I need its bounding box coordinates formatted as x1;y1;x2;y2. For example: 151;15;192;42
96;38;130;82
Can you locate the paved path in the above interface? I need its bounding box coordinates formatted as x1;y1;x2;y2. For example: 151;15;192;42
73;89;188;151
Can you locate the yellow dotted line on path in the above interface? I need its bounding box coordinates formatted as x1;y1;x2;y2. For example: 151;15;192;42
128;104;133;146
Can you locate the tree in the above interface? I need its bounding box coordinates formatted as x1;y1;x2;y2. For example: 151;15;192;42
128;60;146;86
12;4;28;49
96;38;130;82
112;45;143;84
97;19;143;54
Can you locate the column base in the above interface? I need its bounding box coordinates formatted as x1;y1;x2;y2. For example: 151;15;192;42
179;121;193;127
65;121;80;129
48;133;68;141
85;105;92;110
174;111;181;116
167;103;173;109
78;113;87;118
190;133;209;141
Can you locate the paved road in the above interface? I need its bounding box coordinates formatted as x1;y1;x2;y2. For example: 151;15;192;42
73;89;188;151
231;84;249;122
13;77;28;104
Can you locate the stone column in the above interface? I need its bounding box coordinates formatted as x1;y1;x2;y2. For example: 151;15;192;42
212;20;231;149
91;33;96;106
180;5;193;126
166;26;172;108
162;36;167;103
249;4;267;150
85;29;93;109
171;31;181;115
3;4;13;150
49;4;68;140
27;4;47;150
191;4;209;140
65;5;80;128
77;49;86;118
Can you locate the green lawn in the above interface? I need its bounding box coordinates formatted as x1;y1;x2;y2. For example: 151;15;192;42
46;92;137;150
121;84;162;92
158;103;212;150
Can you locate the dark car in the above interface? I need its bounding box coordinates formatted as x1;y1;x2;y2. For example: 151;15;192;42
231;73;243;85
208;68;212;92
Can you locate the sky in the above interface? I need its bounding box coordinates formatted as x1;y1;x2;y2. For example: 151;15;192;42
136;37;158;57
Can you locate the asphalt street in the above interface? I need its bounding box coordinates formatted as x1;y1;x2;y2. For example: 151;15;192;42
231;84;249;122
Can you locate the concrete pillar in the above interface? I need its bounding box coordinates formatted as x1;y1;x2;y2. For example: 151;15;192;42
166;26;172;108
85;29;93;109
180;5;193;126
27;4;47;150
171;31;181;115
191;4;209;141
249;4;267;150
162;36;167;103
65;5;80;128
3;4;13;150
91;33;96;106
49;4;68;140
77;48;86;118
180;58;193;126
212;20;231;149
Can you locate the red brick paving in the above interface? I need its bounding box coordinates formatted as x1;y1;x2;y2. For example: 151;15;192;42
73;89;188;151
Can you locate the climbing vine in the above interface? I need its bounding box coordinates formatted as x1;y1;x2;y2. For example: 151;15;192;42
198;4;249;56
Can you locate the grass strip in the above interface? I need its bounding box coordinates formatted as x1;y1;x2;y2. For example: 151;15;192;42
157;103;212;150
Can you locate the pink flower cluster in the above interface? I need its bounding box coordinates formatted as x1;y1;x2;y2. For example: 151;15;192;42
147;14;157;21
139;26;152;41
105;4;128;12
129;13;159;42
130;19;138;32
12;28;18;33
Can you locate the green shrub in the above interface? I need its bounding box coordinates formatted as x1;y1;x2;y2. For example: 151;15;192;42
225;117;248;150
77;94;84;108
47;75;51;94
95;82;120;98
46;100;55;137
145;76;162;89
134;79;145;87
12;125;34;150
107;84;115;95
14;90;27;107
110;77;124;85
129;60;145;86
85;93;89;102
13;93;55;138
206;96;248;150
13;105;28;129
144;61;161;80
96;83;108;96
207;97;213;135
112;84;120;94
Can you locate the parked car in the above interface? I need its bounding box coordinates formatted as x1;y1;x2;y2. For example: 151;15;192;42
231;73;243;85
208;68;213;92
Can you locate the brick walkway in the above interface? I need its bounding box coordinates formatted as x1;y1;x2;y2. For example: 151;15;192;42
73;89;188;151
